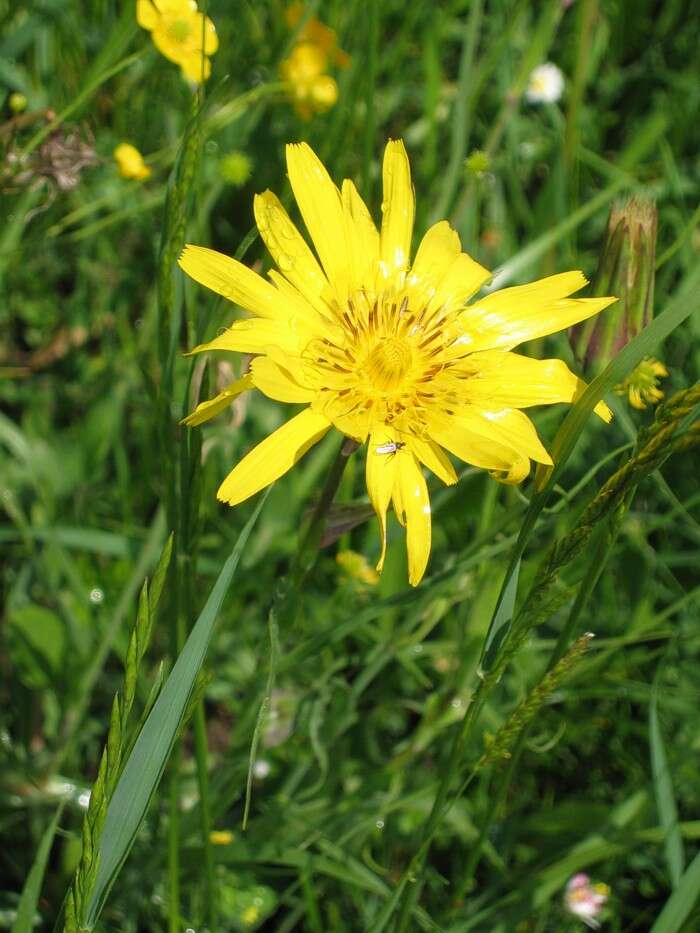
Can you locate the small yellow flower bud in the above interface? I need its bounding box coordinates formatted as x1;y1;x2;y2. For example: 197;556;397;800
219;151;252;187
9;92;28;113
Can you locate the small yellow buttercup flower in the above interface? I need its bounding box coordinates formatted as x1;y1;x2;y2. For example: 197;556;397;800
137;0;218;83
616;357;668;410
178;140;615;586
280;4;349;120
114;143;151;180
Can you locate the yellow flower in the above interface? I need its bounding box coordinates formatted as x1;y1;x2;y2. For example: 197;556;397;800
615;357;668;410
280;4;349;120
178;140;615;585
137;0;218;83
113;143;151;180
285;3;351;68
241;905;259;926
336;550;380;586
209;829;234;845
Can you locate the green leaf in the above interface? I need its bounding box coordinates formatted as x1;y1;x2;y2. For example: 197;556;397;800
8;605;68;689
480;559;520;671
650;683;685;888
651;849;700;933
11;804;64;933
82;495;268;929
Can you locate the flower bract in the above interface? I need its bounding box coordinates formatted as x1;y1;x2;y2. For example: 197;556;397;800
178;140;615;585
137;0;218;83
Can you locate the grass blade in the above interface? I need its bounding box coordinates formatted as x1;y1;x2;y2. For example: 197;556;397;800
650;683;685;888
83;493;268;928
11;804;64;933
650;849;700;933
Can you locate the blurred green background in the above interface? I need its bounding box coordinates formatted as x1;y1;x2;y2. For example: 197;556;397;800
1;0;700;929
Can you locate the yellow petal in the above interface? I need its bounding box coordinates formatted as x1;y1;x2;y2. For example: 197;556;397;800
217;408;331;505
250;356;314;403
407;435;457;485
393;452;431;586
341;178;380;292
430;418;517;473
182;374;253;426
180;52;212;83
461;408;552;465
179;245;281;318
434;252;491;310
285;142;348;292
409;221;460;289
490;452;531;485
253;190;328;309
188;319;300;356
459;351;612;422
380;139;415;278
458;272;616;351
365;431;399;572
197;13;218;54
136;0;158;30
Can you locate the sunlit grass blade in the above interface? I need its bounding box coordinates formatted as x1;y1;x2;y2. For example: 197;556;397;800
83;494;268;928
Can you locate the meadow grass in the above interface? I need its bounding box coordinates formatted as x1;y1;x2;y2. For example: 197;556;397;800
2;1;700;930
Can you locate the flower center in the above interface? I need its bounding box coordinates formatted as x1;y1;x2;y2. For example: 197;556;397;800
167;18;192;44
364;336;413;392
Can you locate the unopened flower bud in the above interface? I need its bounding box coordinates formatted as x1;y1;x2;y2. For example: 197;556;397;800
570;197;657;376
9;92;28;113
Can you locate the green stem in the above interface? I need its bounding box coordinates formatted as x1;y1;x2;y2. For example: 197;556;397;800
429;0;483;223
362;0;379;206
193;703;216;928
168;744;182;933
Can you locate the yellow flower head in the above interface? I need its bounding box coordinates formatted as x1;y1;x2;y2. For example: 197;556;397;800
114;142;151;180
179;141;615;585
137;0;218;83
615;357;668;410
280;4;349;120
209;829;234;845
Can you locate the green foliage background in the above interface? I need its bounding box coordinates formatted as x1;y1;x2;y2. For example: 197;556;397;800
1;0;700;930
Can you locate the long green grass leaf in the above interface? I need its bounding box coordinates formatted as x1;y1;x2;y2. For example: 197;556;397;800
83;494;268;928
650;849;700;933
650;683;685;887
11;804;64;933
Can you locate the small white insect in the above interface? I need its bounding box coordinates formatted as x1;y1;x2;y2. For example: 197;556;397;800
375;441;405;456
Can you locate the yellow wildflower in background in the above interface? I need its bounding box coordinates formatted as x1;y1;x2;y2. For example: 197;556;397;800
336;550;380;586
209;829;234;845
137;0;218;83
280;4;349;120
616;357;668;410
179;140;614;585
114;143;151;180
